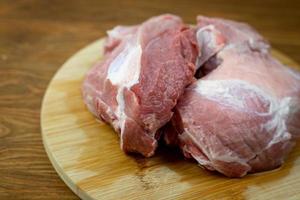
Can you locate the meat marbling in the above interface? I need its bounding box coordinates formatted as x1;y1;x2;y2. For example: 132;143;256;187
164;16;300;177
82;14;197;157
82;14;300;177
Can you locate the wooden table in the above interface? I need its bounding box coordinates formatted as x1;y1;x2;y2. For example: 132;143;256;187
1;1;300;199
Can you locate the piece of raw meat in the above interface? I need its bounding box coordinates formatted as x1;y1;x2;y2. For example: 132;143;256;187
82;14;198;157
164;16;300;177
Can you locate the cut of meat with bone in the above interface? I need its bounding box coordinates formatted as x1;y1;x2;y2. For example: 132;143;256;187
82;14;198;157
164;16;300;177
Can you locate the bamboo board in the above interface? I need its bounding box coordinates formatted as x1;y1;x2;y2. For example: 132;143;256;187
41;38;300;200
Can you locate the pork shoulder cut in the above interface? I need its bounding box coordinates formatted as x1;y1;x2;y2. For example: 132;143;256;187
164;16;300;177
82;14;198;157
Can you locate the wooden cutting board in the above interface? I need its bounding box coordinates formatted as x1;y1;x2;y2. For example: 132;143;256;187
41;38;300;200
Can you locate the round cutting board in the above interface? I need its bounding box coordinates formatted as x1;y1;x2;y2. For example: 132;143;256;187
41;38;300;200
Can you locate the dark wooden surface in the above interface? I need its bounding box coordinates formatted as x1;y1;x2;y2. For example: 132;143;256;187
1;0;300;199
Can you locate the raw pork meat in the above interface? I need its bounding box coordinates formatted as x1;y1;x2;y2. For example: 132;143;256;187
164;16;300;177
82;14;197;157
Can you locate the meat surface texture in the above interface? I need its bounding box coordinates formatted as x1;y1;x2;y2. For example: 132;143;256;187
82;14;197;157
165;16;300;177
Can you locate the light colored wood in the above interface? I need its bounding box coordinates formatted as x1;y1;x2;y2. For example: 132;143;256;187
41;38;300;200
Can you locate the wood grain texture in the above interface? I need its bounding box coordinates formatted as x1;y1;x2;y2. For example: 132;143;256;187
41;38;300;200
1;0;300;199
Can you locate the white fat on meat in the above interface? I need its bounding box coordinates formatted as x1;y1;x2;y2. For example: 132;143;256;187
194;79;273;111
107;43;142;86
107;37;142;148
196;25;225;68
192;79;293;163
263;97;292;147
196;25;217;51
107;25;138;41
107;26;125;39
